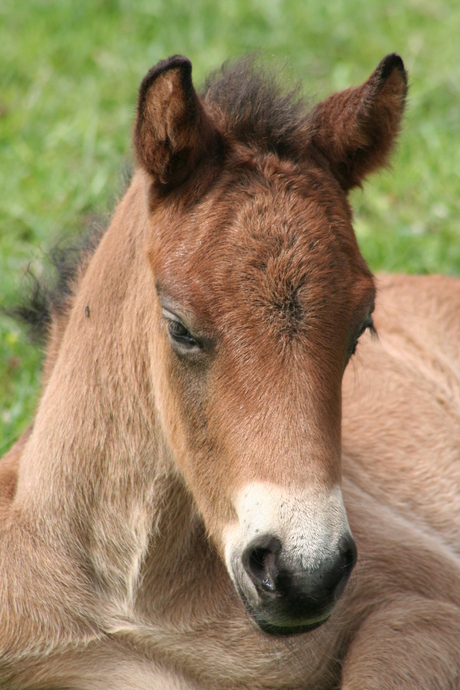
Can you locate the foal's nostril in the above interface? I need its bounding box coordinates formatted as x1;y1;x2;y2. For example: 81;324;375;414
332;534;357;600
338;534;358;578
249;548;275;592
242;535;282;594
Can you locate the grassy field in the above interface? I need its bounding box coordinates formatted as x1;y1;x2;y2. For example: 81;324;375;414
1;0;459;451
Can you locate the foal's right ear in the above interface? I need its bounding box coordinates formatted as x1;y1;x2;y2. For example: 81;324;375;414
134;55;219;189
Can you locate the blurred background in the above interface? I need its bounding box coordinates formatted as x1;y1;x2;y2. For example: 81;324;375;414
1;0;459;450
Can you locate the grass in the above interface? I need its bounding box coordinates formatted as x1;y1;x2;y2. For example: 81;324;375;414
1;0;459;450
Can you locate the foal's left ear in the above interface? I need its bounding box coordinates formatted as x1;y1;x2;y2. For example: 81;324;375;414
134;55;219;188
309;54;408;192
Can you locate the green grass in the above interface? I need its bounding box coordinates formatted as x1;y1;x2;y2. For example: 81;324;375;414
1;0;460;449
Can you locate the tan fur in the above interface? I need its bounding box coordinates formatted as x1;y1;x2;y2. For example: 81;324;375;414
1;54;459;688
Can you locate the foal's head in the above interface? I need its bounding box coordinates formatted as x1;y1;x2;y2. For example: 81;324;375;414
135;55;407;634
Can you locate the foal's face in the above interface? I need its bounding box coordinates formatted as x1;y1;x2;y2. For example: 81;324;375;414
148;153;375;634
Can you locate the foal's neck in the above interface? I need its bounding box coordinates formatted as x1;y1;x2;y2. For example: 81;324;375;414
13;174;211;614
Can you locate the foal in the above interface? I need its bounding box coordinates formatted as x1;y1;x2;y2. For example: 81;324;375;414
1;53;460;689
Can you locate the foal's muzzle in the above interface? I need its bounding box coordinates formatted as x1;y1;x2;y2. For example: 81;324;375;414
238;532;357;635
224;482;356;635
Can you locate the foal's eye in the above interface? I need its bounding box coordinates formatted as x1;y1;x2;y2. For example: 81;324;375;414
162;309;201;352
350;315;376;357
168;320;196;345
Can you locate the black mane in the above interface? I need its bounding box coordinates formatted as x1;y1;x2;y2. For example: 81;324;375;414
7;221;106;343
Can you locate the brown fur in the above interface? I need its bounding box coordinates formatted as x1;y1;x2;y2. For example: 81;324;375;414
1;54;459;689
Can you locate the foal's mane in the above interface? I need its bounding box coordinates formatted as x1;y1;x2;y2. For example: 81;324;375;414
11;220;107;343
